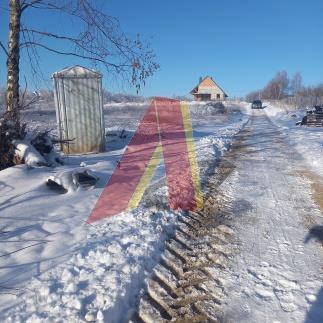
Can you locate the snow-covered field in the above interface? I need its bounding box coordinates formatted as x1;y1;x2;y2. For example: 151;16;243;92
0;101;249;322
264;103;323;177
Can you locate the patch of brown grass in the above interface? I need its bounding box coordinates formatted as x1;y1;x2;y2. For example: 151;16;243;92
297;170;323;212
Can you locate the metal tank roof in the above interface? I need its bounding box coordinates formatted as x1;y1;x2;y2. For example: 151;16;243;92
52;65;102;79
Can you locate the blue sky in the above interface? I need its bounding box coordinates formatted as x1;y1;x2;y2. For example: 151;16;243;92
0;0;322;98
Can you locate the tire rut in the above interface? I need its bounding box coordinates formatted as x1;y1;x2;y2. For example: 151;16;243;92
130;135;246;323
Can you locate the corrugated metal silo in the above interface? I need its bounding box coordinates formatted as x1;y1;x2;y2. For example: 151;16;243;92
52;65;105;154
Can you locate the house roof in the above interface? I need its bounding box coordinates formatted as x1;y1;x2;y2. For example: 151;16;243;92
190;76;228;96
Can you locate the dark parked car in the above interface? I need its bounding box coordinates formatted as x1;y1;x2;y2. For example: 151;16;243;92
251;100;263;109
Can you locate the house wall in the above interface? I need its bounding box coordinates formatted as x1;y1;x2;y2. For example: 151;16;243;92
197;78;226;100
194;93;212;101
198;85;226;100
211;92;226;100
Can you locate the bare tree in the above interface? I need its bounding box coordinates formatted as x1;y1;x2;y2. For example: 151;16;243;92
290;72;303;96
0;87;6;111
247;70;323;107
246;90;262;102
5;0;21;124
274;71;289;100
0;0;159;123
262;80;278;100
258;70;289;100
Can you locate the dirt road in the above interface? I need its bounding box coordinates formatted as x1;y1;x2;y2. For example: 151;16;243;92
134;110;323;323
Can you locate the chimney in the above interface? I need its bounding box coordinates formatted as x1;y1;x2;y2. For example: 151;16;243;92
199;76;203;84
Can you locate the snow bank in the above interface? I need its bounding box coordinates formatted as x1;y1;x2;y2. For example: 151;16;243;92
104;102;148;108
2;208;180;322
265;103;323;177
263;103;284;117
47;167;99;192
13;140;47;166
189;102;226;116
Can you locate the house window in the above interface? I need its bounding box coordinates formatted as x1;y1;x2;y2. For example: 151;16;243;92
216;94;221;99
202;94;211;101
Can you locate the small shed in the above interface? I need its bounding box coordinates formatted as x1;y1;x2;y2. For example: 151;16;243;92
52;66;105;154
190;76;228;101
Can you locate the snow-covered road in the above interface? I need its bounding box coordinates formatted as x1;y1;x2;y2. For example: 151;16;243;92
221;110;323;323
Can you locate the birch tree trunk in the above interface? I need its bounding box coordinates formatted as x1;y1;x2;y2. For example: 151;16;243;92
7;0;21;122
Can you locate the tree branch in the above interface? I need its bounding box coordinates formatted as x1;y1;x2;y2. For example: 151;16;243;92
20;28;112;59
18;0;159;91
21;28;81;42
0;40;8;56
20;41;129;70
21;0;43;12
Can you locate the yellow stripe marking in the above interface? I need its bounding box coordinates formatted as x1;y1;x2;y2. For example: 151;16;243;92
180;101;203;209
127;143;163;210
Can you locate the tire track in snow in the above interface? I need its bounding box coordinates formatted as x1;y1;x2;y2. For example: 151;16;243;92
130;129;248;322
221;111;323;323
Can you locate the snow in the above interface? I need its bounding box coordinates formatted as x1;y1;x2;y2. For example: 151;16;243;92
0;101;249;322
47;167;98;192
264;102;323;177
1;101;322;322
218;109;323;323
13;140;47;166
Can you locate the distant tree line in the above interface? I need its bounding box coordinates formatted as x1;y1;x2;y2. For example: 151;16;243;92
0;87;148;111
246;71;323;107
102;89;147;103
